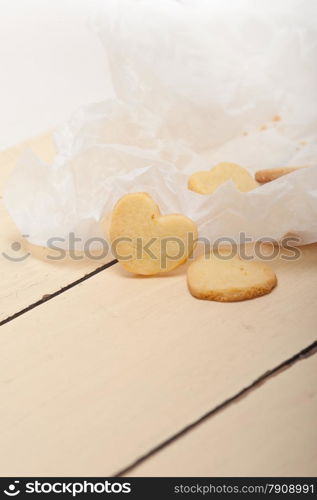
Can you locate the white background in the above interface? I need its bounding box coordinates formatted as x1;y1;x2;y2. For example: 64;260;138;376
0;0;113;150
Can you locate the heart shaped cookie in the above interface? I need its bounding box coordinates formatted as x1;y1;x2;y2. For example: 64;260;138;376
109;193;198;275
187;253;277;301
188;162;259;195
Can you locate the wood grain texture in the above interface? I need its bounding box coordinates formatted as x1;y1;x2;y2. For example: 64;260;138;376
0;133;113;322
127;353;317;477
0;245;316;476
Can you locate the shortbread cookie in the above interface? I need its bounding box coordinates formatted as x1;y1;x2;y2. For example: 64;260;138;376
187;254;277;302
255;166;304;183
188;162;259;195
109;192;198;275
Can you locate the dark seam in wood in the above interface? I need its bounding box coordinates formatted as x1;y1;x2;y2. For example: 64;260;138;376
114;340;317;477
0;259;118;327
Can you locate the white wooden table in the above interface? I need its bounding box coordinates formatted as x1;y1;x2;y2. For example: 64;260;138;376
0;134;316;477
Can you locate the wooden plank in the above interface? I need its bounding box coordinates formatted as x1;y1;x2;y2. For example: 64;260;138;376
127;353;317;477
0;244;316;476
0;134;113;322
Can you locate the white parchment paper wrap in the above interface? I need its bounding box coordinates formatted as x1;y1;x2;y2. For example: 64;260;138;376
4;0;317;249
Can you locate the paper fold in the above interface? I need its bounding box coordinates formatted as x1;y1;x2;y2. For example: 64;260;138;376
4;0;317;249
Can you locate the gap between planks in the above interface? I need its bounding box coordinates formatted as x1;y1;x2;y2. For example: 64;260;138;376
115;340;317;477
0;260;117;327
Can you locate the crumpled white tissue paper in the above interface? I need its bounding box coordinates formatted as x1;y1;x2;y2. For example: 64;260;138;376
4;0;317;249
